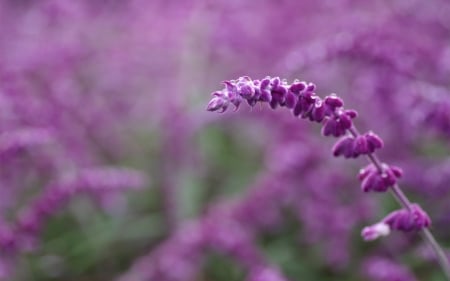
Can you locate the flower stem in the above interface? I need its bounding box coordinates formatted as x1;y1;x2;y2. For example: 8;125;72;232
348;127;450;280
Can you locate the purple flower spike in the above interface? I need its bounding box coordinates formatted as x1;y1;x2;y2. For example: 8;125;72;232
206;76;450;278
206;77;355;130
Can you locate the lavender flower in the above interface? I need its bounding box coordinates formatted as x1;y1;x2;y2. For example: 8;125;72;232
206;75;449;279
2;0;450;280
206;76;357;130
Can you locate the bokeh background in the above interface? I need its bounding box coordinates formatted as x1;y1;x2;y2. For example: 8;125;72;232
0;0;450;280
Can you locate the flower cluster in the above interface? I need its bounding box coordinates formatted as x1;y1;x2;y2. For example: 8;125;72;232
332;132;383;158
207;75;441;274
358;163;403;193
207;76;408;198
362;204;431;241
207;76;356;133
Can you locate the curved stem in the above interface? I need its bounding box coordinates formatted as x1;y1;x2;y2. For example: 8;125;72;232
348;127;450;280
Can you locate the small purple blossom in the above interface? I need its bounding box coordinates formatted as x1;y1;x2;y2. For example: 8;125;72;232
358;163;403;192
207;77;357;139
383;204;431;232
362;204;431;241
332;131;383;158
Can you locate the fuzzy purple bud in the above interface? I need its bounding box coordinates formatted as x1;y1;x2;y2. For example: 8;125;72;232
288;81;306;94
270;77;281;88
292;97;303;117
344;109;358;119
322;117;338;137
359;164;402;192
324;94;344;110
337;112;353;131
240;84;256;99
284;91;297;109
383;204;431;232
311;99;326;122
322;117;347;137
260;89;272;102
271;87;287;108
207;94;229;112
353;135;369;155
260;77;271;90
332;136;356;158
364;131;384;153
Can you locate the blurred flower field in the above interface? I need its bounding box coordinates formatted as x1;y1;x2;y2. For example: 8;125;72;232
1;1;450;280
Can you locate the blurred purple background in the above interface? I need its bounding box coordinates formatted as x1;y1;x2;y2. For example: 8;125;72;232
0;1;449;280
